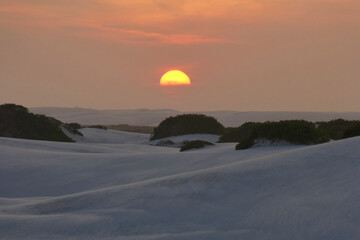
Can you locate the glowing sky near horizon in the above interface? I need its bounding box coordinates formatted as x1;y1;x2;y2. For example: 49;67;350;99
0;0;360;111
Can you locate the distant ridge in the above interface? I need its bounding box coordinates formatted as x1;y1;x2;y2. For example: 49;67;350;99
31;107;360;127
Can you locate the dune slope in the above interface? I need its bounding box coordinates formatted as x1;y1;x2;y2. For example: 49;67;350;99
0;134;359;240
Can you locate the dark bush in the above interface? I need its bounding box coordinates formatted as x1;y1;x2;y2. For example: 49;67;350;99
317;119;360;140
64;122;83;136
219;122;258;143
180;140;214;152
343;123;360;139
0;103;80;142
0;103;29;113
254;120;328;145
151;114;224;140
88;125;107;130
235;137;255;150
234;120;329;150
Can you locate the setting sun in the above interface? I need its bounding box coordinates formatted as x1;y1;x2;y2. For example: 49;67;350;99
160;70;191;86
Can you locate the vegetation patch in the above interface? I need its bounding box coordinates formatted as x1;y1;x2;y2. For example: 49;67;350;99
235;137;256;150
87;125;108;130
151;114;224;140
64;122;83;136
230;119;360;150
180;140;214;152
316;119;360;140
228;120;329;150
0;103;81;142
343;122;360;139
219;122;257;143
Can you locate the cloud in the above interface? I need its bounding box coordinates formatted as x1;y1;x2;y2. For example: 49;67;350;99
0;0;359;45
88;25;231;45
0;1;232;45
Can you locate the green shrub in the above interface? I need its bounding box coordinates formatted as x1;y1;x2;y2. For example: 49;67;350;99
180;140;214;152
317;119;360;140
88;125;107;130
235;137;255;150
0;103;81;142
343;123;360;139
0;103;29;113
64;122;83;136
219;122;258;143
234;120;329;150
151;114;224;140
254;120;328;145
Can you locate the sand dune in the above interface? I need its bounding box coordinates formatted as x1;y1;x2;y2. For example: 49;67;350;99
1;129;359;239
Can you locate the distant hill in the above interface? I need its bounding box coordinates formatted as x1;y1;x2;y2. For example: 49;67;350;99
31;107;360;127
0;104;80;142
31;107;180;126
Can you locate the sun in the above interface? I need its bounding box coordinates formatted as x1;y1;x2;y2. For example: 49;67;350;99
160;70;191;86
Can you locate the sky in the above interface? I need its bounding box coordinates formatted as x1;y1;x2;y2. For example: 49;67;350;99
0;0;360;111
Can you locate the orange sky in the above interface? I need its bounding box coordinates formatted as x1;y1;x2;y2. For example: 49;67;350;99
1;0;360;111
